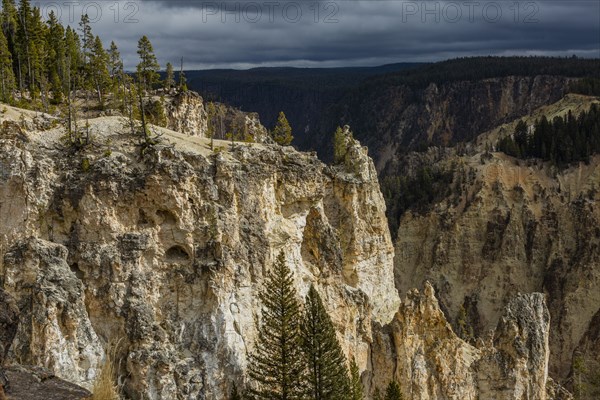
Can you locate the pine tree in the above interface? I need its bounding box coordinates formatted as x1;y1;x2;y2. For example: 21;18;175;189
271;111;293;145
1;0;18;78
333;126;346;164
349;358;364;400
45;10;64;104
384;381;403;400
179;56;187;91
0;27;15;102
79;14;93;64
28;6;46;99
302;285;351;400
164;62;174;91
15;0;33;92
107;41;122;79
64;26;82;92
136;35;160;91
107;41;123;107
89;35;109;104
247;251;307;400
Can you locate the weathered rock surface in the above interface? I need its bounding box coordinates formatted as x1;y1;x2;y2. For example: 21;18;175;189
0;289;18;395
4;365;91;400
370;284;551;400
163;91;209;136
0;108;397;398
393;95;600;397
162;91;269;143
0;104;563;399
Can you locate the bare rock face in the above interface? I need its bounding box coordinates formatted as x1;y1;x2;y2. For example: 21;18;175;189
4;365;91;400
394;149;600;391
2;238;103;388
0;105;558;399
370;284;551;400
476;293;550;400
370;282;480;400
0;289;18;394
162;91;269;143
0;109;398;399
164;91;209;136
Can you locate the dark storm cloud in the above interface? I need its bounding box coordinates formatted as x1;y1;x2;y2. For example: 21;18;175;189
32;0;600;69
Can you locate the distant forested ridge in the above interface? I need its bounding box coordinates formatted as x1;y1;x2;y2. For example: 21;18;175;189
185;57;600;160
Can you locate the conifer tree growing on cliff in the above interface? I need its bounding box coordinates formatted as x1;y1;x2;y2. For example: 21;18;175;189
302;285;351;400
333;126;347;164
271;111;293;146
384;381;403;400
248;251;307;400
349;358;364;400
164;62;175;91
136;35;160;91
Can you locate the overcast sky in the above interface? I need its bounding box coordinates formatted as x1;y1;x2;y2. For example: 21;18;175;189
33;0;600;69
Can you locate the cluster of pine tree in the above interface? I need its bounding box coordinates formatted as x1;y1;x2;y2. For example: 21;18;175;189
0;0;182;109
243;252;403;400
497;104;600;167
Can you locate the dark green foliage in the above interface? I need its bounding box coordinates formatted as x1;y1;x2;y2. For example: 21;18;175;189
302;285;351;400
271;111;293;145
333;126;346;164
348;358;364;400
366;56;600;90
107;41;122;79
0;27;15;102
382;166;454;239
144;97;167;127
570;78;600;97
164;62;175;91
497;104;600;167
247;251;307;400
136;35;160;90
384;381;403;400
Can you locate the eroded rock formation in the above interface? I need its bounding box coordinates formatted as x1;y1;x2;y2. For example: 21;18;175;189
0;105;563;399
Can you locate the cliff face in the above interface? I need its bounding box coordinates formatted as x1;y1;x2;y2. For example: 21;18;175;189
161;91;269;143
347;75;571;171
370;284;552;400
163;91;209;136
0;110;398;399
0;105;565;400
393;95;600;396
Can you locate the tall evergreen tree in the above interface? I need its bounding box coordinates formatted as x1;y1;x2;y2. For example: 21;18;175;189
15;0;33;91
333;126;347;164
89;35;109;103
349;358;364;400
136;35;160;90
302;285;351;400
78;14;93;64
107;41;122;79
164;62;174;91
248;251;307;400
1;0;18;75
28;6;46;90
0;27;15;102
64;26;82;91
271;111;293;145
45;10;64;103
179;56;187;91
